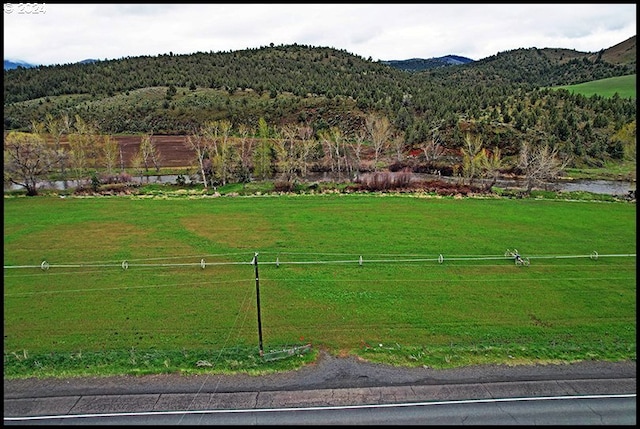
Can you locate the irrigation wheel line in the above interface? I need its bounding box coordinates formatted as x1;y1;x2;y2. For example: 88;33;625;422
3;252;635;271
529;253;636;260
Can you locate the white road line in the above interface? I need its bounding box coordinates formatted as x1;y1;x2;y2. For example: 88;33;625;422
4;393;636;421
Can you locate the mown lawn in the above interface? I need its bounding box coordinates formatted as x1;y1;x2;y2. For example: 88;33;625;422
3;193;636;378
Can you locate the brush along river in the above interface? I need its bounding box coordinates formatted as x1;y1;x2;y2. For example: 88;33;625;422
4;174;637;196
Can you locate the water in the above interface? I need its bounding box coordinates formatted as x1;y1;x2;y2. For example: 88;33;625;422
555;179;636;195
4;174;636;196
411;174;635;196
4;175;192;192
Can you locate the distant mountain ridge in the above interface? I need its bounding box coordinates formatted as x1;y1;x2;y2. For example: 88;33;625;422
381;55;474;71
4;55;469;71
3;60;37;70
3;58;98;70
5;36;635;72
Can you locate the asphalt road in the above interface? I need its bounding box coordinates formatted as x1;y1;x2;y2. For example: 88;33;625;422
4;353;636;424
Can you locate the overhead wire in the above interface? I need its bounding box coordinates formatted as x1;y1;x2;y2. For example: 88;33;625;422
4;251;635;270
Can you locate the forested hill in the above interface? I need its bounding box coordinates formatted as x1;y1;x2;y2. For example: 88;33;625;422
381;55;474;71
3;37;636;167
4;39;635;105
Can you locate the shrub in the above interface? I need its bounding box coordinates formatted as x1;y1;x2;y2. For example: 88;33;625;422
91;173;101;192
100;172;133;184
355;170;413;191
274;180;295;192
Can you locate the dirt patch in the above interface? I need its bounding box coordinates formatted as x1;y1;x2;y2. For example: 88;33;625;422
14;220;198;262
7;221;144;261
181;214;279;249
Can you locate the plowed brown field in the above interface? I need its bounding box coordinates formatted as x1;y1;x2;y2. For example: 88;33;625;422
57;135;196;168
114;135;193;168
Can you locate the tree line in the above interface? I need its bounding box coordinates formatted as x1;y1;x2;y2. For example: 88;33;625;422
5;112;569;197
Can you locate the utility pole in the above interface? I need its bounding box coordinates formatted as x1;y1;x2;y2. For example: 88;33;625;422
252;252;264;357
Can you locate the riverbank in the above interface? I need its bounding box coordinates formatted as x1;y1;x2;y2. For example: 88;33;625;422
4;172;637;198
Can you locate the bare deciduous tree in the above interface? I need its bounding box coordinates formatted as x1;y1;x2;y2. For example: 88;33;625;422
45;112;69;175
296;124;315;178
365;114;392;171
461;133;484;185
4;131;61;196
202;119;233;186
348;129;367;174
318;126;347;178
67;139;88;185
137;135;151;173
138;134;157;173
421;133;445;165
72;115;101;169
274;124;303;184
317;128;334;173
130;150;145;182
480;146;504;191
518;142;569;194
253;117;274;180
102;134;119;175
236;124;254;183
67;115;100;184
185;132;211;188
390;131;406;163
29;119;46;135
149;139;163;173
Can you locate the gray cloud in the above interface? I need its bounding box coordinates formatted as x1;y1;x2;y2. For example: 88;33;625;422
3;4;636;65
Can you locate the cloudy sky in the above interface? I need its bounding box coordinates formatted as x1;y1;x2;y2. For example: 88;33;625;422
4;3;636;66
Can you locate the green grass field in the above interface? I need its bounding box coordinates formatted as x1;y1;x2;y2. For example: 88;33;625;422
3;193;636;378
553;74;636;99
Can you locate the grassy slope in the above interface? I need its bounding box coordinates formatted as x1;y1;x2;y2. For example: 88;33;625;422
3;194;636;378
553;74;636;99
